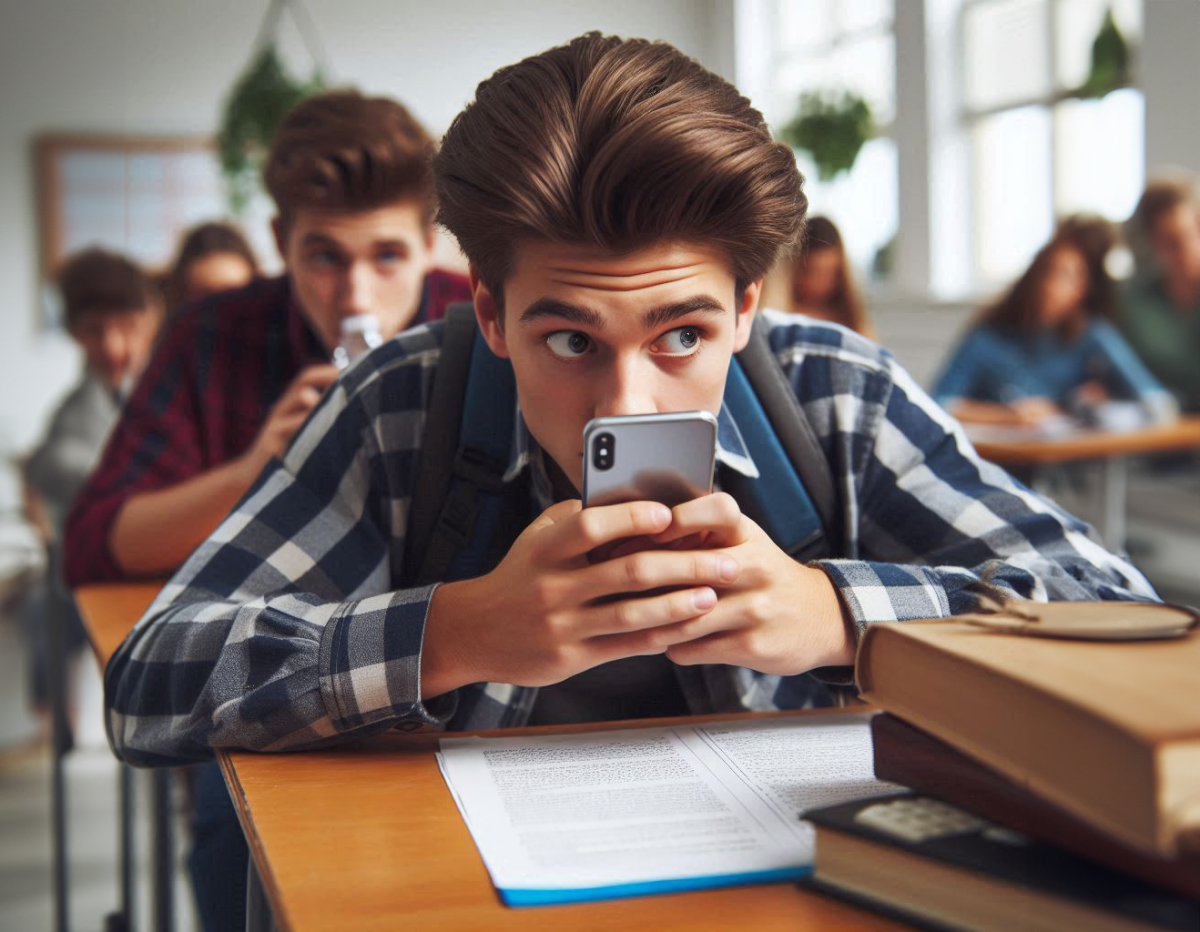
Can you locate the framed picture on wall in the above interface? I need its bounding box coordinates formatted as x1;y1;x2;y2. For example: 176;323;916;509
33;134;233;326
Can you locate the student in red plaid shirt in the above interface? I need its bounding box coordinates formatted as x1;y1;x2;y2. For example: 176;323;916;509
64;90;469;589
64;89;469;932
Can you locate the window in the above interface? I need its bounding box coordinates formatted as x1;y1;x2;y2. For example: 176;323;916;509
960;0;1143;286
738;0;898;282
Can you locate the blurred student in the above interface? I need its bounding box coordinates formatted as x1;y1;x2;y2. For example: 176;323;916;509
22;249;161;743
1117;176;1200;411
162;221;259;316
63;90;469;932
790;216;877;339
933;221;1175;428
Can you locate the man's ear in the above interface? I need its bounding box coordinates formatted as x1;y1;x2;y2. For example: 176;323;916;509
469;266;509;359
271;217;288;262
732;279;764;352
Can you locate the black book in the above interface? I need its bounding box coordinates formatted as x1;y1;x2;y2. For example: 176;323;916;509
802;793;1200;932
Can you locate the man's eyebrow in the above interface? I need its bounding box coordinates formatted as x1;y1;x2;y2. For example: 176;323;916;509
518;299;606;329
298;232;344;249
641;296;726;330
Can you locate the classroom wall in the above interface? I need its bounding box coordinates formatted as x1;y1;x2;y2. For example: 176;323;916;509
0;0;735;464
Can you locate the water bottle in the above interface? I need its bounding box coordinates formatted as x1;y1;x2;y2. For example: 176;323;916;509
331;314;383;370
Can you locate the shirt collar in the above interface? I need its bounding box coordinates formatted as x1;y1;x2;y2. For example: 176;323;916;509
501;401;760;487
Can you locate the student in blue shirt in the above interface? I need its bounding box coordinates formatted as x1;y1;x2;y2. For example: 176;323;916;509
933;219;1176;428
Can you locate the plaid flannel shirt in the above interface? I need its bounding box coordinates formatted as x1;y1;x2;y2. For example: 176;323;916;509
104;309;1156;766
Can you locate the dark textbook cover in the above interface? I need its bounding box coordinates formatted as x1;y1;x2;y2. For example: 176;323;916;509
870;712;1200;900
802;794;1200;932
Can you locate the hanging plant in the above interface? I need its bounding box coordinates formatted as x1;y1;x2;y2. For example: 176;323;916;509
217;0;327;213
1077;8;1132;99
779;91;874;182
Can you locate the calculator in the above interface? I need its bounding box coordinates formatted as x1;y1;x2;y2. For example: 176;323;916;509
852;796;988;844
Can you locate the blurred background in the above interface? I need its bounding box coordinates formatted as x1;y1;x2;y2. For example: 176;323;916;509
0;1;1197;929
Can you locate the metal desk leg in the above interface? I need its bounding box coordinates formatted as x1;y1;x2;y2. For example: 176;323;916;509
151;768;175;932
104;763;136;932
120;763;136;931
246;858;277;932
1097;456;1129;551
47;589;70;932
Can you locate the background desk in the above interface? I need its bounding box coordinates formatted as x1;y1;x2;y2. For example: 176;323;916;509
74;582;168;932
971;415;1200;549
219;709;906;932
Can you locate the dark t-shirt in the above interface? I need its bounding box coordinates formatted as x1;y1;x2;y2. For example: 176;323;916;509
526;654;691;725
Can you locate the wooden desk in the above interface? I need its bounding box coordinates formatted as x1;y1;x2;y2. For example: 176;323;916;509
74;582;160;667
74;581;171;932
971;414;1200;466
971;415;1200;549
219;709;907;932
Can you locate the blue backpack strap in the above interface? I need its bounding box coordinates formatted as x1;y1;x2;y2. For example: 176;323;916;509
440;331;518;582
412;311;517;585
721;356;826;559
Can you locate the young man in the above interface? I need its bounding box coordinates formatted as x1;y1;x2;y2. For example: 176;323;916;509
1117;176;1200;412
104;34;1152;763
23;249;161;740
65;89;468;932
64;90;470;586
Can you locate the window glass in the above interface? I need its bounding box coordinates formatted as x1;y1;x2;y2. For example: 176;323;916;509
973;105;1054;283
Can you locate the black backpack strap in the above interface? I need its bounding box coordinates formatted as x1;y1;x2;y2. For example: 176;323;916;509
403;303;480;584
734;315;841;553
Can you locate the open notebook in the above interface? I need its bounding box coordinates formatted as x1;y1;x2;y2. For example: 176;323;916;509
436;712;897;906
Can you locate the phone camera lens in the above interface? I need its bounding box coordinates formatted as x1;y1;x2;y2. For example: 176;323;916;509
593;432;614;470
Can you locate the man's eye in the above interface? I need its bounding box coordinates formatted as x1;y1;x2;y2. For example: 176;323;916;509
376;250;405;266
309;251;342;268
654;327;702;356
545;331;593;358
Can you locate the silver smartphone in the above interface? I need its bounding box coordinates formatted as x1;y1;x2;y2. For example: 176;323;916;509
582;411;718;508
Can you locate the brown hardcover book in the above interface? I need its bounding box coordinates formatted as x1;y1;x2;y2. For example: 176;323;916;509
871;712;1200;900
854;603;1200;858
804;793;1200;932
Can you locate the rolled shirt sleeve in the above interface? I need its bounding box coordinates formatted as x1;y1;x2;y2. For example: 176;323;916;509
803;332;1157;639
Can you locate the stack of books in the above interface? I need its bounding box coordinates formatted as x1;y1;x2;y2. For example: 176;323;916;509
801;600;1200;931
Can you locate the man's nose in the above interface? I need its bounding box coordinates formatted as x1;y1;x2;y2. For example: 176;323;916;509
342;262;375;316
594;357;656;418
101;328;130;373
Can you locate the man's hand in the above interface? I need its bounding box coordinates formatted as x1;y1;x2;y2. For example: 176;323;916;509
1009;395;1062;426
646;493;856;674
420;499;742;698
239;365;340;478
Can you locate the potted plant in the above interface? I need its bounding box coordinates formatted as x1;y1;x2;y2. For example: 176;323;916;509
217;0;326;212
779;90;874;182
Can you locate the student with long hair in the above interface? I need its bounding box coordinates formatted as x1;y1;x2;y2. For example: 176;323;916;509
790;216;876;339
162;221;259;315
933;220;1174;427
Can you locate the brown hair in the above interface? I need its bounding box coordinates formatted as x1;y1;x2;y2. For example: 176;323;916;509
1133;176;1198;239
162;221;259;315
978;219;1115;342
57;248;156;330
435;33;806;302
794;216;874;339
264;90;437;229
